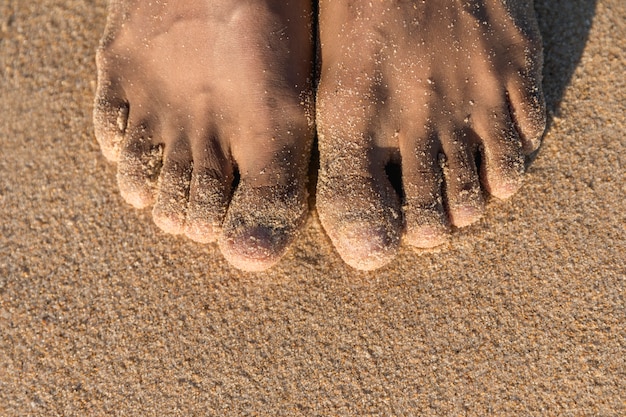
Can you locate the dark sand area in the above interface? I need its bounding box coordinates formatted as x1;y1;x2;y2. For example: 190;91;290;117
0;0;624;415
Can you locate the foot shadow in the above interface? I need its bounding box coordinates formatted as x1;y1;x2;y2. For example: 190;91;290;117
535;0;597;124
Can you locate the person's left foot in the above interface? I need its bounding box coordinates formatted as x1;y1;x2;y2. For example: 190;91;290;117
94;0;314;271
316;0;546;270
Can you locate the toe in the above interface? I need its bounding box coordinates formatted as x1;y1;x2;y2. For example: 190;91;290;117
475;107;526;200
327;217;400;270
507;74;546;154
93;69;128;162
152;138;193;235
315;89;402;270
440;129;485;228
400;131;450;249
184;139;232;244
317;170;402;271
219;146;310;272
116;122;162;209
219;182;308;272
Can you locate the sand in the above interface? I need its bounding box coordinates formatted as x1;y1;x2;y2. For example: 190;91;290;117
0;0;624;415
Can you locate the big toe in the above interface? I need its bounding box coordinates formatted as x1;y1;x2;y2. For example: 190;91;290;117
219;183;308;272
317;174;402;271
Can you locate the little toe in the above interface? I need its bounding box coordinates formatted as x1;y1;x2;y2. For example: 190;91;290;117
116;123;162;209
400;132;450;249
440;129;485;228
507;75;547;154
219;181;308;272
184;141;232;244
318;172;402;271
93;73;128;162
476;108;526;200
152;138;193;235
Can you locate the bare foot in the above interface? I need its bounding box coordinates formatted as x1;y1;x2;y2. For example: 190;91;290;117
316;0;546;270
94;0;314;271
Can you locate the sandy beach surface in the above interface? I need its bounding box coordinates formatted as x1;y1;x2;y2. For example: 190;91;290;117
1;0;624;415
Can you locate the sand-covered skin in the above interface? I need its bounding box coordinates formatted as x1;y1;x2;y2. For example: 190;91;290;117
93;0;315;271
0;0;624;415
316;0;546;270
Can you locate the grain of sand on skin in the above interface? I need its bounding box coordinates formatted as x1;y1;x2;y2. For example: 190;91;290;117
316;0;546;270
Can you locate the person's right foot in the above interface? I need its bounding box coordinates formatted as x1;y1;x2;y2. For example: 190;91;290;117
94;0;314;271
316;0;546;270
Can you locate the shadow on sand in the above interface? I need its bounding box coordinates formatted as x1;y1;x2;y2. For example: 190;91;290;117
535;0;597;123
